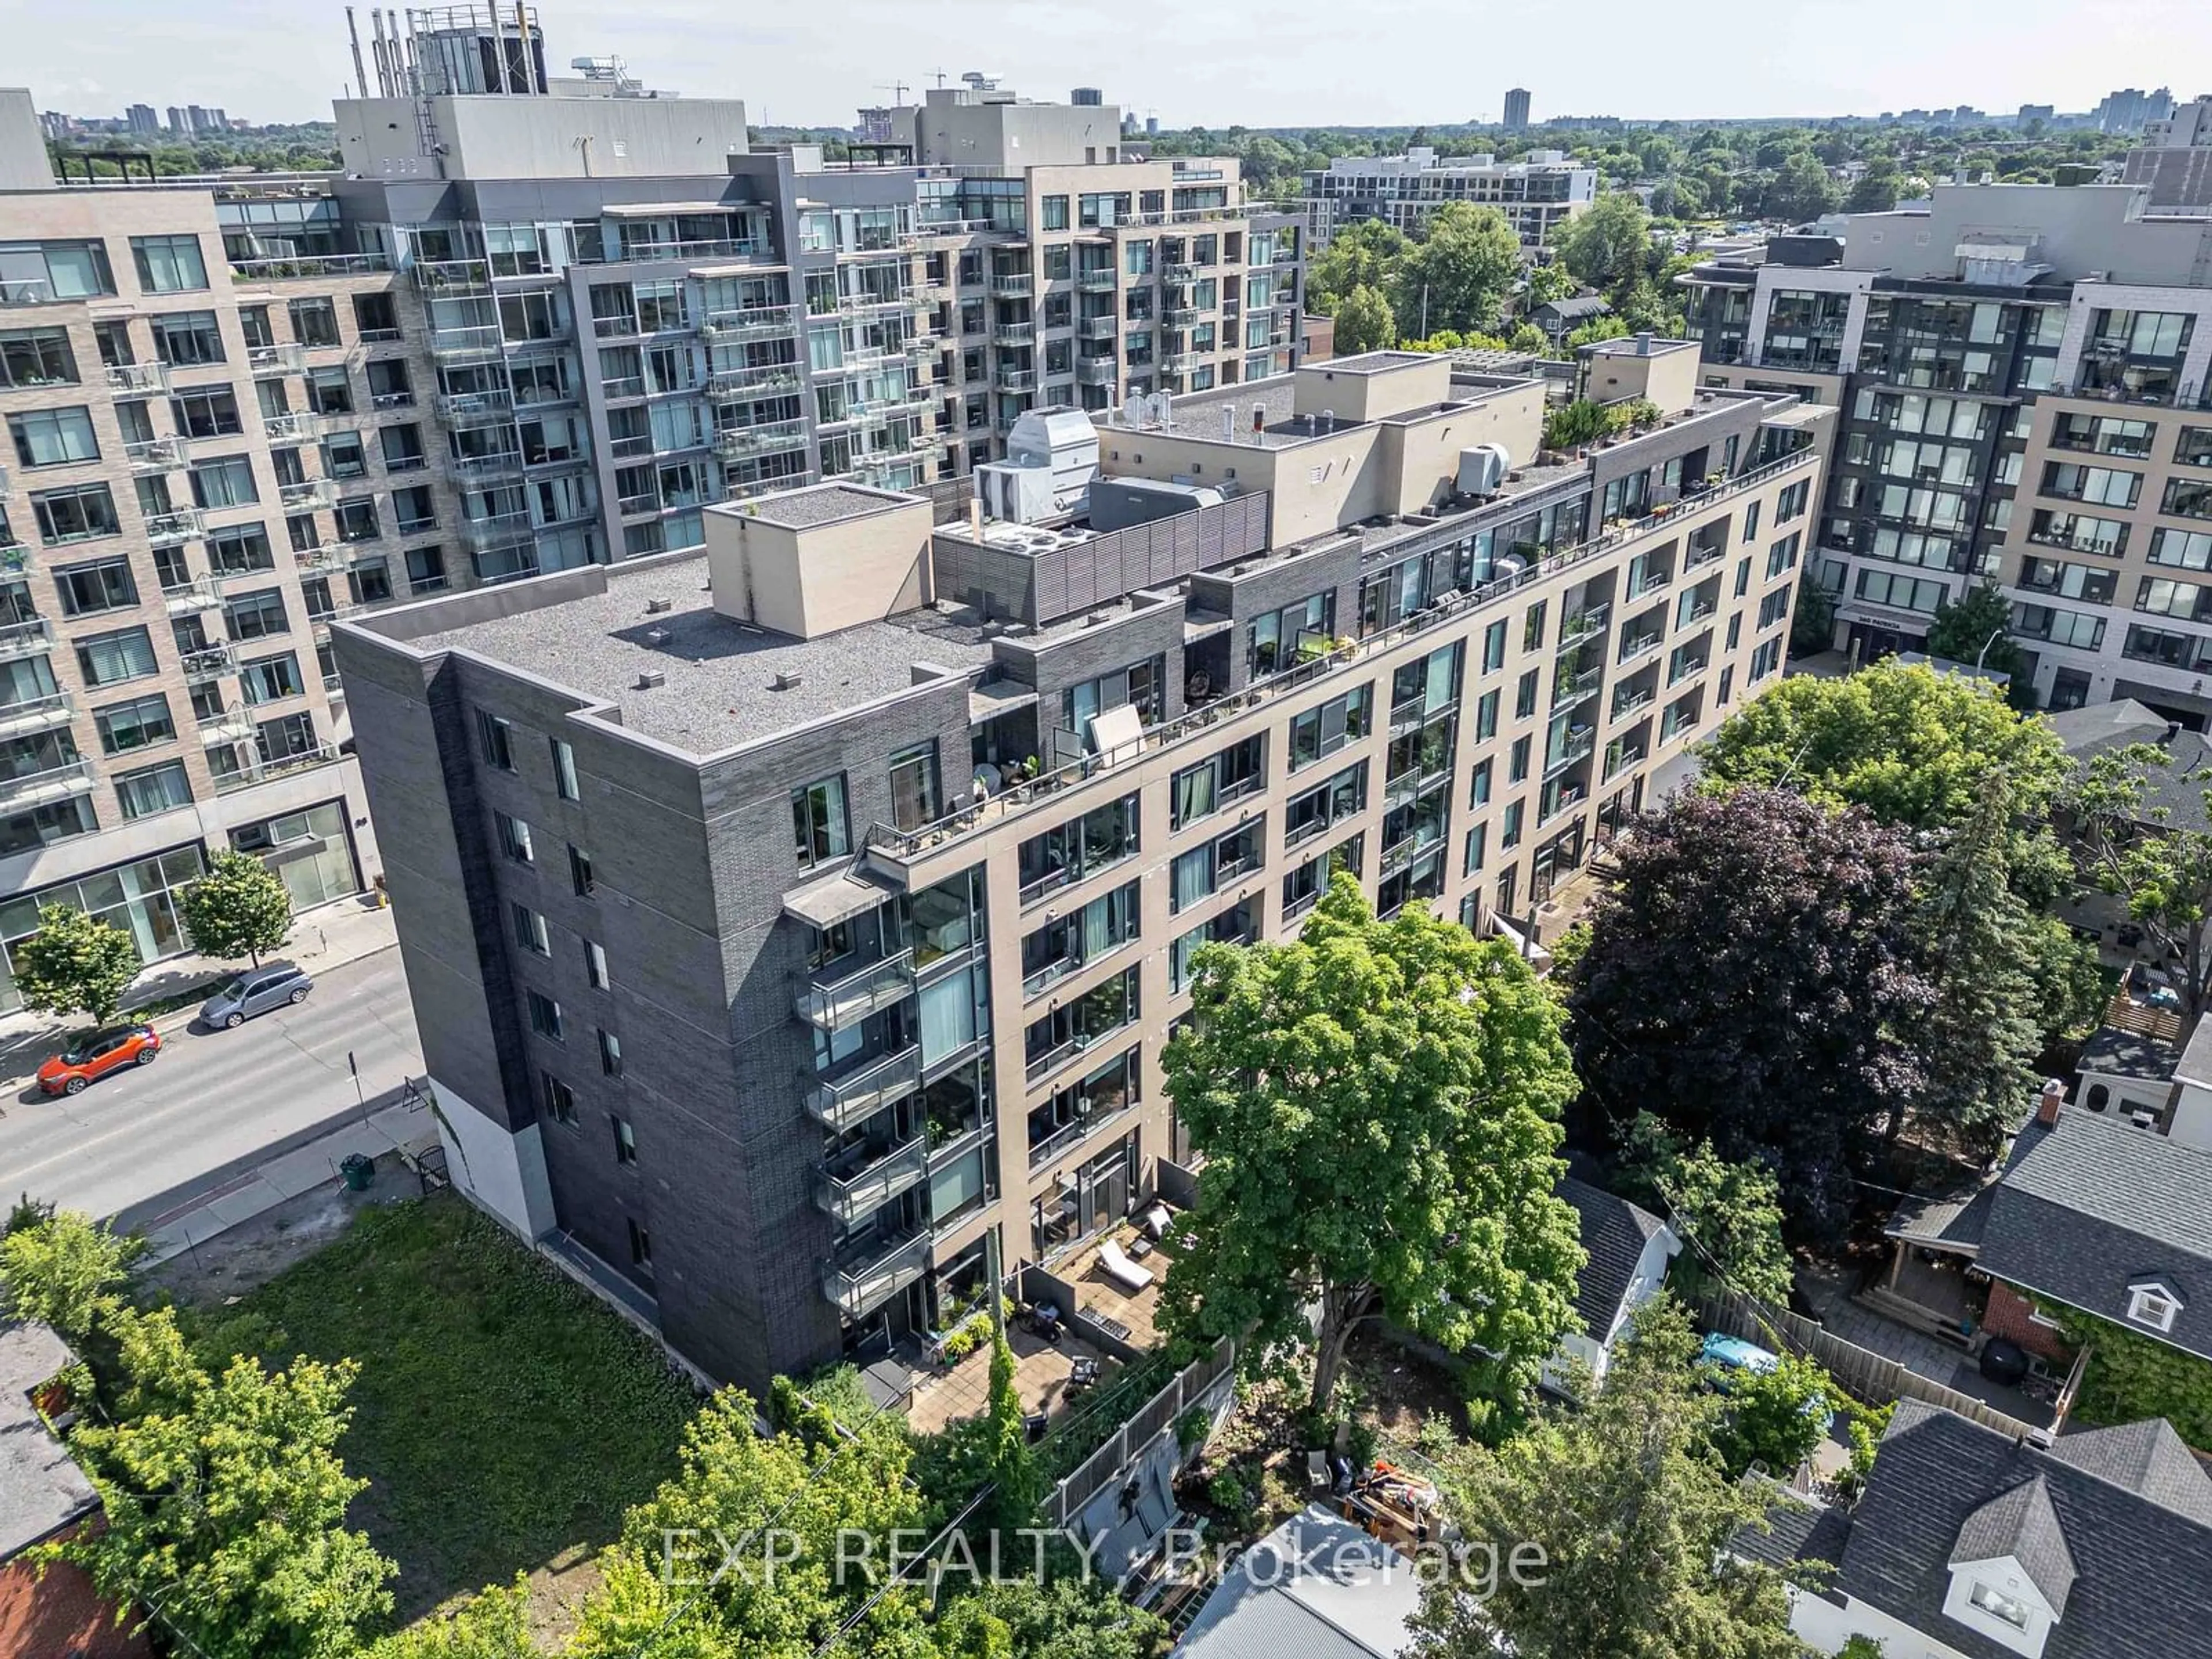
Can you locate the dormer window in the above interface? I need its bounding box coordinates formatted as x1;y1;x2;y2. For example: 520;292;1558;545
2127;1280;2183;1333
1971;1581;2033;1630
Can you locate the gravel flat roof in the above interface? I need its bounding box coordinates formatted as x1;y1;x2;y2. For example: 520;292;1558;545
737;483;905;529
417;554;994;755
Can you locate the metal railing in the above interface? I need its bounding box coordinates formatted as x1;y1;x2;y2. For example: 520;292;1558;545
988;274;1033;297
1075;358;1118;385
161;575;225;613
104;361;171;394
0;619;51;660
0;692;70;734
142;507;203;544
997;368;1037;392
124;435;190;472
707;363;803;397
813;1137;930;1226
247;343;305;376
1551;664;1601;709
1543;730;1595;776
1611;686;1656;721
428;325;505;361
279;478;336;509
211;743;341;793
805;1043;922;1134
412;258;492;294
198;703;256;744
1556;604;1610;648
230;253;393;281
434;389;513;422
1077;270;1119;293
1027;1094;1140;1172
181;643;236;680
262;411;324;442
862;446;1819;866
793;948;914;1029
717;420;810;460
701;303;800;341
0;759;94;802
821;1230;930;1320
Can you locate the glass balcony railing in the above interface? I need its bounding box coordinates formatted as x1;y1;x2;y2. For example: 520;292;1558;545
144;504;203;544
813;1135;930;1226
0;619;51;661
821;1229;929;1319
805;1042;921;1134
793;948;914;1029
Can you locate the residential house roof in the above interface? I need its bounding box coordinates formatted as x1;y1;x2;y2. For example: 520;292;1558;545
1760;1400;2212;1659
1174;1503;1420;1659
1534;294;1612;323
2077;1024;2181;1082
2048;698;2212;834
1558;1176;1674;1340
1977;1108;2212;1358
2043;1419;2212;1527
0;1322;98;1561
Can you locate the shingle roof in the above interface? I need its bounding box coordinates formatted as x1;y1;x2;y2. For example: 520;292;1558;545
0;1322;99;1560
1557;1176;1672;1340
1536;294;1612;321
1949;1475;2077;1615
2044;1420;2212;1526
1813;1401;2212;1659
2050;697;2212;833
1978;1109;2212;1357
2077;1024;2181;1082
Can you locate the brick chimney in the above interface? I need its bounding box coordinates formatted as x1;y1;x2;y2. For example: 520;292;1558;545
2036;1076;2066;1127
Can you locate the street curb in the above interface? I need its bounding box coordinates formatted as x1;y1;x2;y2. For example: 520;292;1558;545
143;940;403;1039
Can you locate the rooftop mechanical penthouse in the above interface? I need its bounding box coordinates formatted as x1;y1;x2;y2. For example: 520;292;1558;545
334;344;1831;1391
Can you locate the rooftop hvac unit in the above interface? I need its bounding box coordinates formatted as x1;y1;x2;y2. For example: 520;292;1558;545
1457;442;1512;497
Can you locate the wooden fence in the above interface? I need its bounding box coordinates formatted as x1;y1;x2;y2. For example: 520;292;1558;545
1695;1288;2053;1445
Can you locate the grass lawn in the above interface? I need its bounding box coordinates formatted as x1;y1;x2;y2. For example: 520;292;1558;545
185;1194;698;1621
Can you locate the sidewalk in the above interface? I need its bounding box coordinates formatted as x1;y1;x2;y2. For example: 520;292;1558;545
130;1086;441;1267
0;896;400;1074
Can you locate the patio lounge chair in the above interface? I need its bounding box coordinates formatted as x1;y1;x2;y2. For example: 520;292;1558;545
1097;1238;1155;1293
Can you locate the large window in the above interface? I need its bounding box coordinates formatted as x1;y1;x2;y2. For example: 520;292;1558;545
74;626;157;687
9;407;99;469
0;843;210;1008
113;760;192;821
1289;683;1374;770
94;693;175;755
189;456;260;510
0;328;77;388
55;556;138;616
151;312;224;366
1017;794;1139;902
791;774;850;868
888;742;941;832
32;483;120;545
130;234;208;294
0;240;115;302
239;651;303;704
1171;734;1266;828
225;589;289;642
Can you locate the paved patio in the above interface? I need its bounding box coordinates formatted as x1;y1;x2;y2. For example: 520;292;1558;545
903;1321;1109;1436
1061;1224;1169;1351
1806;1281;2054;1429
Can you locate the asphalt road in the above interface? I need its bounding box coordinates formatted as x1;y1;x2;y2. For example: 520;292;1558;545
0;949;424;1225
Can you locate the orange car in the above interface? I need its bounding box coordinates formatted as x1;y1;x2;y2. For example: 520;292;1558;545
37;1024;161;1095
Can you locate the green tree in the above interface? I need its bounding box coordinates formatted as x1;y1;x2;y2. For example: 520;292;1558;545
1566;789;1933;1239
1844;161;1902;213
365;1576;543;1659
1392;203;1523;339
181;848;295;968
57;1336;397;1659
1309;219;1411;313
12;903;141;1025
1161;874;1584;1421
1770;151;1841;221
0;1206;139;1343
934;1578;1166;1659
981;1330;1043;1538
569;1390;935;1659
1620;1118;1793;1309
1707;1349;1839;1480
2072;744;2212;1025
1564;313;1632;350
1790;580;1836;657
1922;583;2021;679
1331;282;1398;354
1554;192;1654;298
1410;1300;1802;1659
1523;263;1577;306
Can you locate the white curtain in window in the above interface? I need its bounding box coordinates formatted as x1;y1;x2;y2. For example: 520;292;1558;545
919;973;974;1069
1173;847;1213;912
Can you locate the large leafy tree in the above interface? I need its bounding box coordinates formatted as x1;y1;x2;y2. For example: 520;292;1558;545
1618;1117;1793;1309
1160;874;1584;1420
934;1579;1165;1659
1566;788;1933;1238
1308;218;1411;314
12;902;141;1024
181;848;295;968
0;1204;139;1342
1554;192;1654;298
1922;582;2022;679
1410;1300;1803;1659
2073;743;2212;1024
1707;1349;1841;1481
1391;203;1524;340
1330;282;1397;354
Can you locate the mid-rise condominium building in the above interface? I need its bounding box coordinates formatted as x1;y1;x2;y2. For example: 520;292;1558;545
1300;148;1594;253
0;9;1305;1002
334;343;1830;1391
1677;181;2212;720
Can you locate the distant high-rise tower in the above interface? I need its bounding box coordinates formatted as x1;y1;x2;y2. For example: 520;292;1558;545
1145;115;1159;137
165;105;188;136
1503;87;1532;130
1071;87;1103;107
125;103;160;135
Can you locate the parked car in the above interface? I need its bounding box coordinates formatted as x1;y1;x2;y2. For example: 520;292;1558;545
199;963;314;1028
1698;1332;1781;1387
37;1025;160;1094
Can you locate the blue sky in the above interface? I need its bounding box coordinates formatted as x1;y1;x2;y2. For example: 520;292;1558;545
10;0;2211;130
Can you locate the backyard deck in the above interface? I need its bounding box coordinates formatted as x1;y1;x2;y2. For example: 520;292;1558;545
903;1322;1111;1437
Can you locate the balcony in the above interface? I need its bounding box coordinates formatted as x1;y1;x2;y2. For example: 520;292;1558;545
0;759;96;807
1603;740;1646;781
450;450;525;480
247;344;306;377
700;303;800;343
1080;315;1118;342
0;619;51;661
1075;358;1118;387
412;258;492;295
988;274;1033;298
813;1136;930;1226
103;361;170;395
1383;761;1450;808
124;436;190;474
1161;351;1199;374
261;411;324;442
0;692;71;738
230;252;393;282
211;743;341;794
162;575;225;615
838;290;918;317
1544;729;1596;777
1556;604;1610;648
991;323;1034;349
1077;270;1118;293
460;512;534;550
1163;306;1200;328
1161;262;1198;284
142;507;204;546
1551;664;1601;711
427;325;505;363
821;1230;930;1320
717;419;810;460
434;389;513;423
1611;685;1656;722
794;948;914;1029
997;367;1037;392
1677;599;1718;628
1617;630;1664;665
708;363;803;398
805;1042;922;1134
181;643;236;681
280;478;337;510
198;703;256;745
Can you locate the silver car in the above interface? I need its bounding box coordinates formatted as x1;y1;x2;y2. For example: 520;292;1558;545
199;962;314;1028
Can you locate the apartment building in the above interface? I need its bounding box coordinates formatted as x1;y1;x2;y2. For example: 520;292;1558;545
332;344;1828;1390
0;161;399;1005
1678;182;2212;716
1300;147;1595;253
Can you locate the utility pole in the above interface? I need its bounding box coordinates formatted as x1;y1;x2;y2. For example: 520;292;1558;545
984;1226;1006;1340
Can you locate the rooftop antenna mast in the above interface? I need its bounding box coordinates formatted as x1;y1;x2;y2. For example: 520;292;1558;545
345;7;371;99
